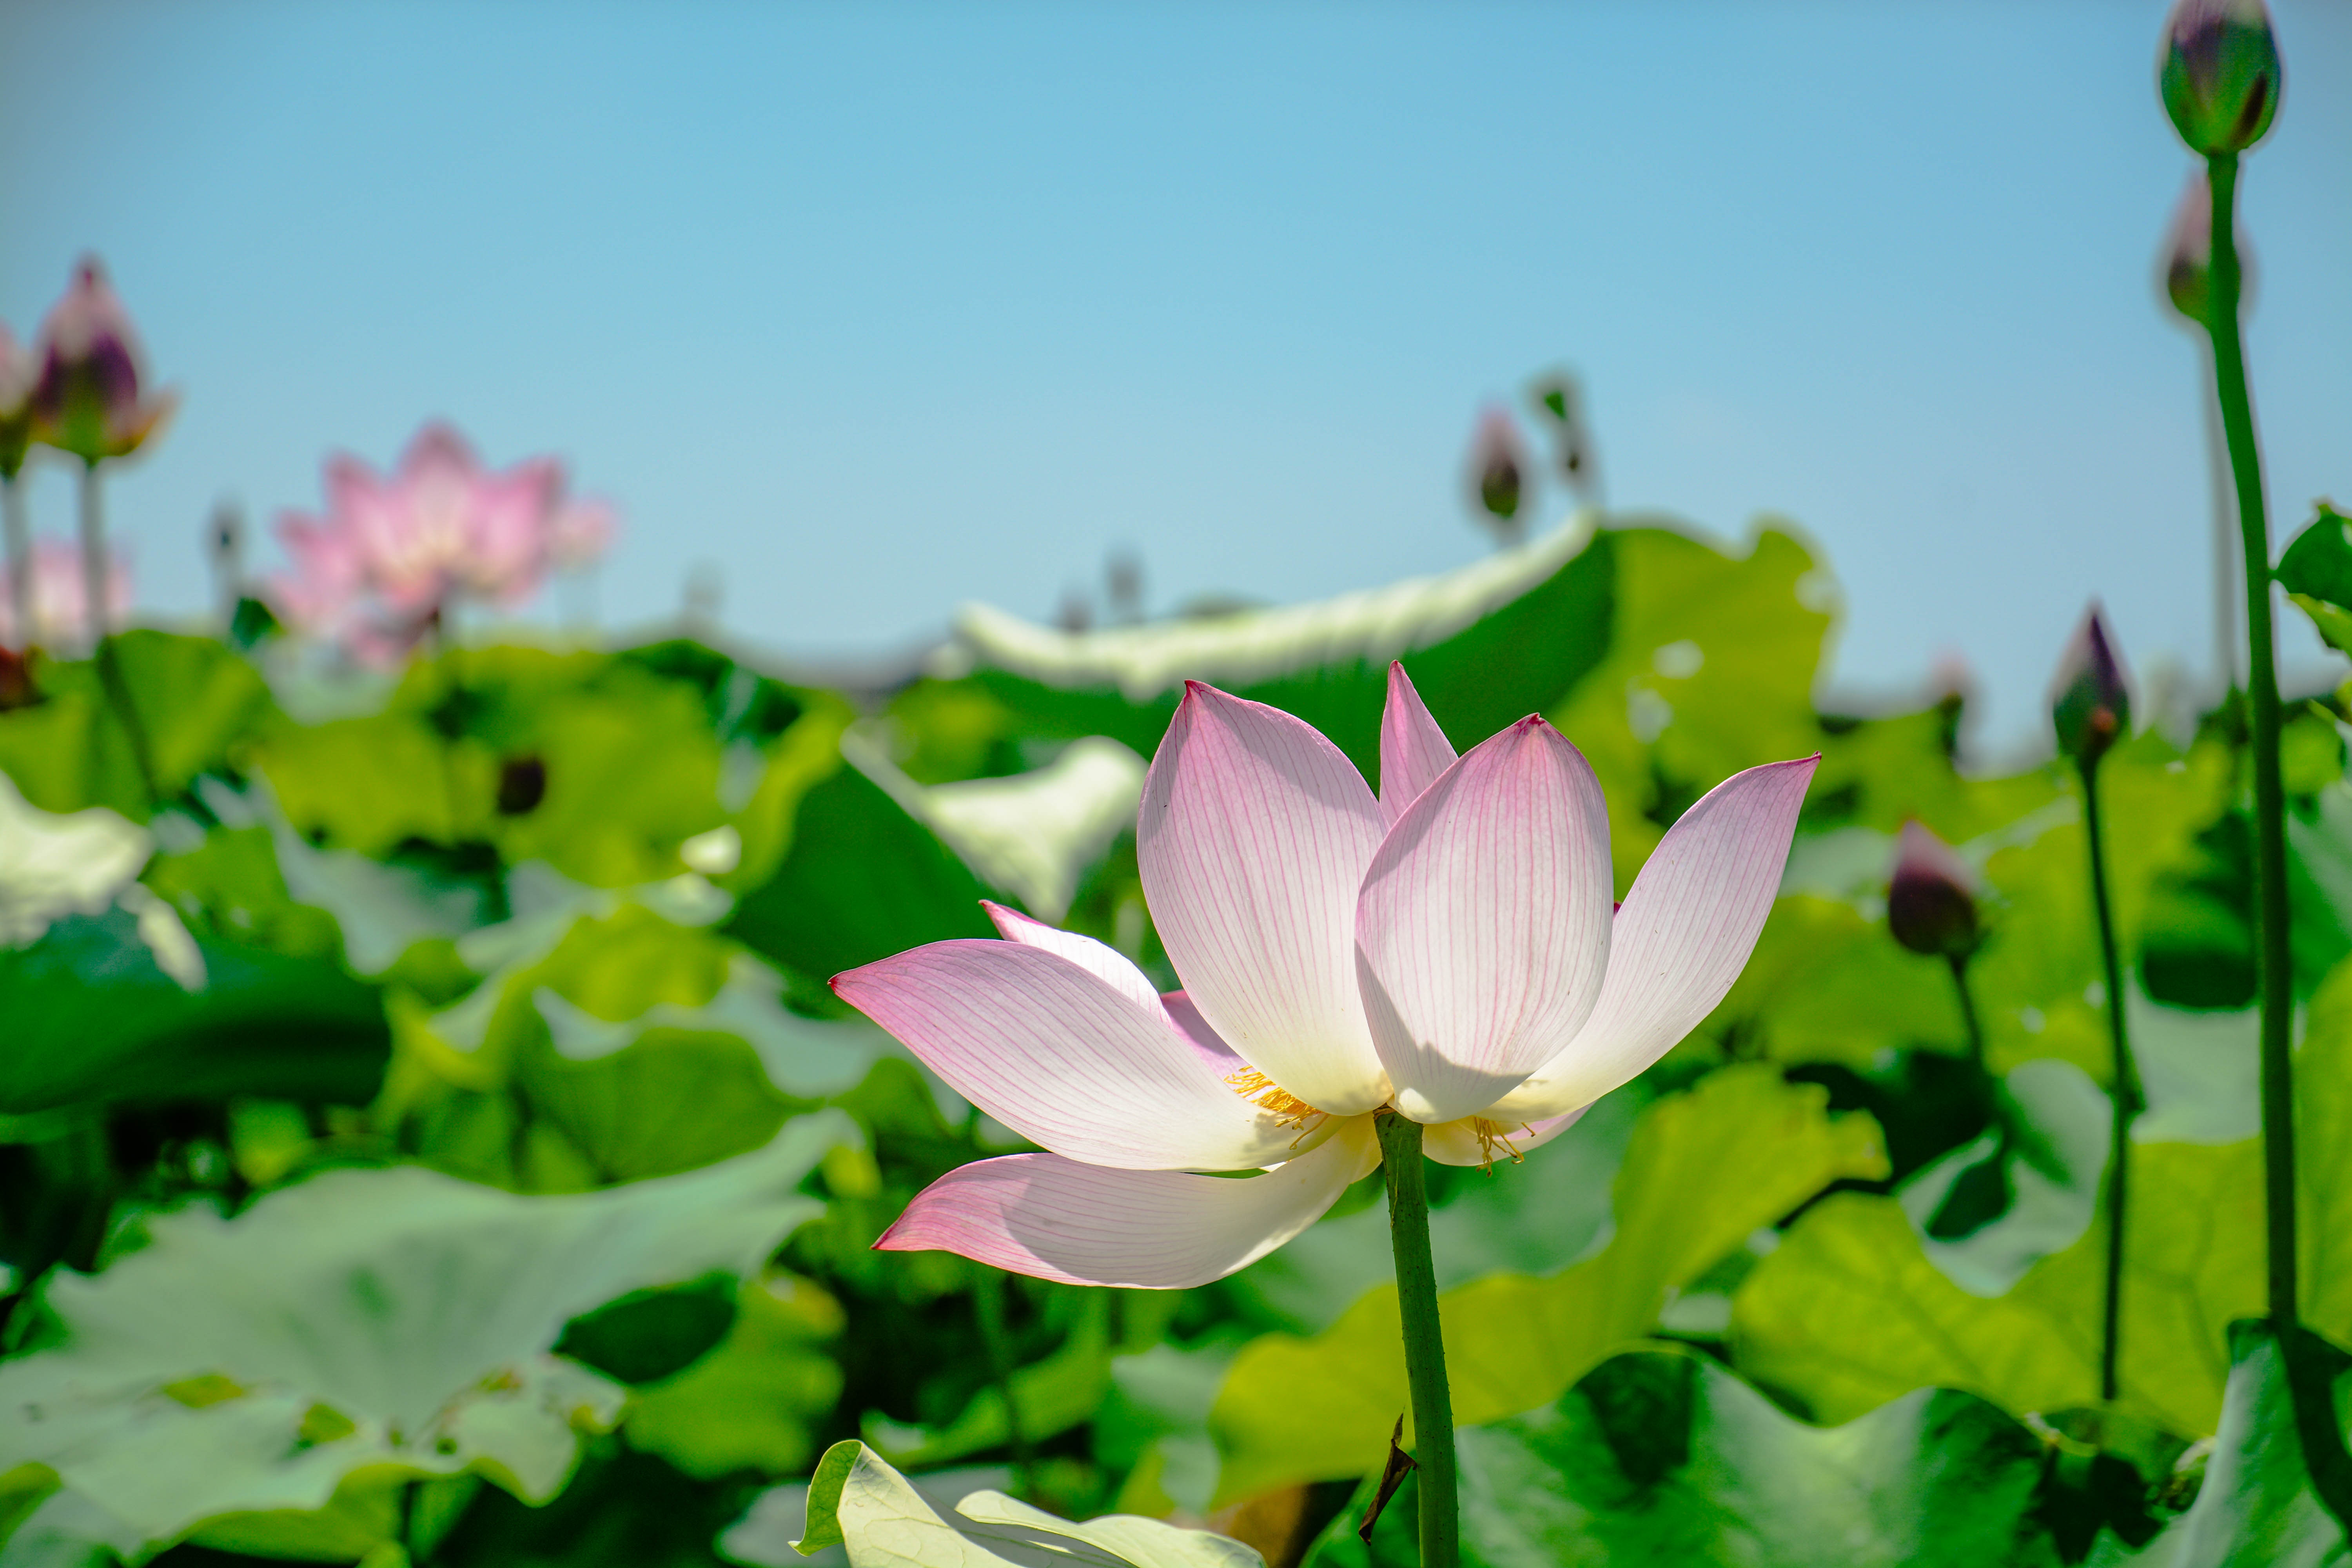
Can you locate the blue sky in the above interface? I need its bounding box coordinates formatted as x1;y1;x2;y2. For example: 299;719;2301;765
2;0;2347;744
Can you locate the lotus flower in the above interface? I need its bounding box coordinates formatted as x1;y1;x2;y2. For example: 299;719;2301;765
28;258;176;465
835;666;1817;1289
269;422;617;663
0;537;131;652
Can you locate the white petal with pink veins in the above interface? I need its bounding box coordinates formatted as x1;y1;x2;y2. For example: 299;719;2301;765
1354;717;1615;1124
1484;755;1820;1121
982;900;1166;1017
1137;683;1391;1114
833;939;1315;1172
1377;662;1459;826
877;1117;1380;1289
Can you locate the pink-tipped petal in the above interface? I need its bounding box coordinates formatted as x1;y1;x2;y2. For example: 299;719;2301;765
876;1118;1379;1288
1137;682;1391;1114
1485;755;1820;1121
1354;716;1614;1124
833;940;1313;1172
1423;1105;1588;1168
1378;662;1459;826
983;900;1165;1016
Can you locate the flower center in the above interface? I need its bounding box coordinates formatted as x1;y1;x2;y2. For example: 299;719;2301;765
1224;1067;1325;1129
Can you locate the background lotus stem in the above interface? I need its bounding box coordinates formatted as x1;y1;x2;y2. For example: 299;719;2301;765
3;473;28;641
1946;955;1986;1070
1377;1112;1458;1568
2080;755;2140;1405
972;1269;1034;1500
2205;148;2352;1532
77;459;107;646
81;463;159;804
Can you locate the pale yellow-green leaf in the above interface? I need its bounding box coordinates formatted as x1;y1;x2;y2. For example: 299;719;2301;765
791;1441;1261;1568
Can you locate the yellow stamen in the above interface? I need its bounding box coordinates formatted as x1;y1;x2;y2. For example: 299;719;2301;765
1224;1067;1325;1129
1471;1117;1532;1169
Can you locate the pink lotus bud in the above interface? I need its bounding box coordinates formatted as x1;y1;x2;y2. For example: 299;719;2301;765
2160;0;2281;155
2158;173;2255;327
0;326;33;479
2163;176;2214;324
547;498;617;572
1466;407;1526;528
29;258;177;465
1888;821;1982;958
2051;603;2132;767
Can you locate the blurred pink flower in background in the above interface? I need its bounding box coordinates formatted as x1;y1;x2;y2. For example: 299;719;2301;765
270;422;618;664
0;537;132;651
29;258;176;466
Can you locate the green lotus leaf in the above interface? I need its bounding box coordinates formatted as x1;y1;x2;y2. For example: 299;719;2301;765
1302;1347;2052;1568
1205;1065;1886;1504
0;1113;853;1563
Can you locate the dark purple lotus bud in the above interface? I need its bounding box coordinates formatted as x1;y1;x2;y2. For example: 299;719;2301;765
2051;603;2132;767
1468;407;1526;524
29;258;177;465
0;646;33;710
1888;820;1982;958
496;755;548;815
2160;0;2281;155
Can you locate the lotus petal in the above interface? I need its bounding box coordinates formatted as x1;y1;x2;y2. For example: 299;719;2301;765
833;939;1313;1172
876;1118;1379;1289
1354;717;1613;1123
1484;755;1819;1120
1137;683;1390;1114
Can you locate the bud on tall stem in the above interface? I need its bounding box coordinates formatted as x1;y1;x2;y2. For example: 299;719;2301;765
2051;603;2132;768
2160;0;2281;155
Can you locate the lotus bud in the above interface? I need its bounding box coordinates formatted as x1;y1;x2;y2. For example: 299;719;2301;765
2162;176;2214;325
2160;0;2281;155
29;258;178;465
1466;407;1527;537
2051;603;2132;767
1888;821;1982;958
0;646;32;711
0;326;32;480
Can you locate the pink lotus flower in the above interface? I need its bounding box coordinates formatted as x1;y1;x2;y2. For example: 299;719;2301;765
0;537;131;651
28;258;176;466
269;422;617;662
835;666;1817;1289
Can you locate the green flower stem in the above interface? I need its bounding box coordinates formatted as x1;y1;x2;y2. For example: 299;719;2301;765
1378;1112;1458;1568
3;472;29;639
1946;955;1986;1069
81;464;159;806
2205;149;2352;1532
2080;757;2141;1405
